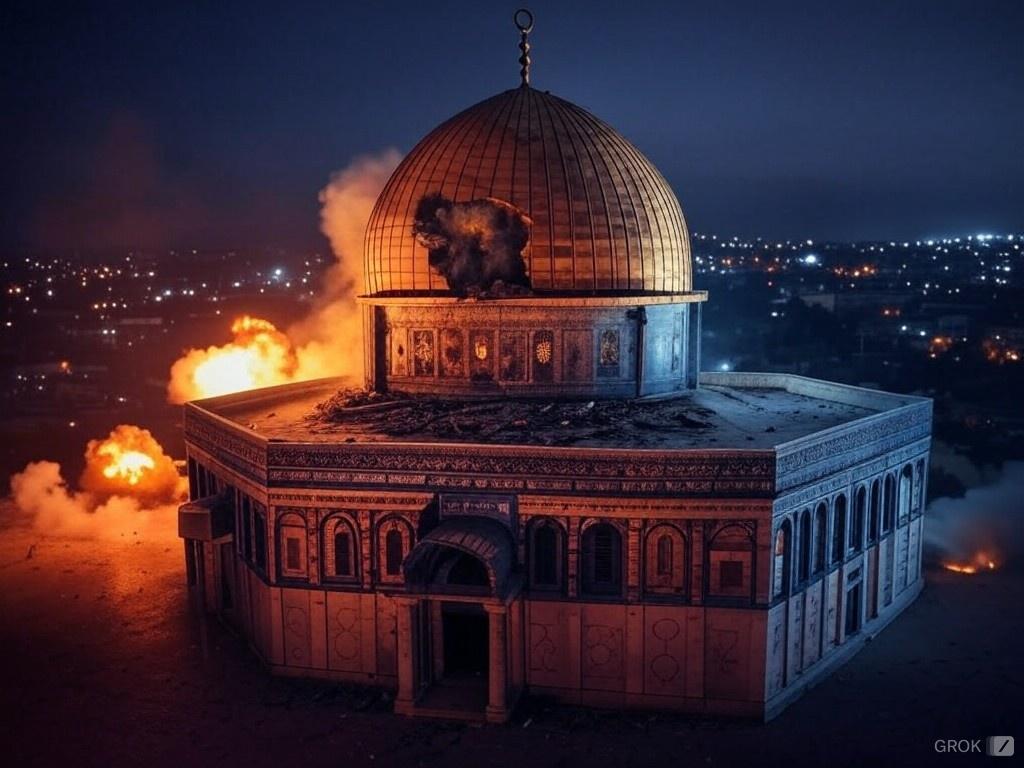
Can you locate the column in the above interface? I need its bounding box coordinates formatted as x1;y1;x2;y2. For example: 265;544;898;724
394;597;417;714
485;604;508;722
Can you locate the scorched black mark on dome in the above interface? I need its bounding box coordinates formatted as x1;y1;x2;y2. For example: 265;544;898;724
412;193;533;297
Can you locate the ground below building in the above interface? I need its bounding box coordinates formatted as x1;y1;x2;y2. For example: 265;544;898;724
0;501;1019;768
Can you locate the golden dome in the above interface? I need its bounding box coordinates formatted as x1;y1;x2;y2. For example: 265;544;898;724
364;86;692;296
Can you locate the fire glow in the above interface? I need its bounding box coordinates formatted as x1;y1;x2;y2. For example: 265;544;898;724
80;424;183;503
163;151;400;404
10;424;186;539
98;443;156;486
167;315;300;403
943;552;998;575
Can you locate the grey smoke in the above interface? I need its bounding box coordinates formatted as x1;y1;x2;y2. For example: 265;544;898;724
412;193;532;296
925;460;1024;566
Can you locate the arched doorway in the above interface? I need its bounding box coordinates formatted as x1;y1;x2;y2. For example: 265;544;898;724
398;517;516;721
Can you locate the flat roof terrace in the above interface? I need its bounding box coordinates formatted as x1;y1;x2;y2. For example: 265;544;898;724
194;373;919;452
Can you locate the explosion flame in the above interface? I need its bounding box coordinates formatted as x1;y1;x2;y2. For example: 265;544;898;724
99;444;156;486
10;424;186;539
165;150;402;404
167;315;300;403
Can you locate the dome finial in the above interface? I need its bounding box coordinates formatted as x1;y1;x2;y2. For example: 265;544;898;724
514;9;534;87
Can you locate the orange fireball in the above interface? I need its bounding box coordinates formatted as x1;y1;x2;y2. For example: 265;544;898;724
167;315;300;403
79;424;181;504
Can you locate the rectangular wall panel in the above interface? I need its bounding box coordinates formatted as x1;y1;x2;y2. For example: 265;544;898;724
581;603;627;692
642;605;689;697
765;603;787;698
704;609;754;701
375;594;397;677
327;591;364;673
282;588;311;668
526;601;573;689
802;581;822;669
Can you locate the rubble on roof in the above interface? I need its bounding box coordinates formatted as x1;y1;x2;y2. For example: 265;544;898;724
307;388;715;447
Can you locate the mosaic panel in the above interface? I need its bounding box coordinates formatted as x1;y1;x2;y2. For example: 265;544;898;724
562;329;593;383
390;327;408;377
499;331;527;382
439;328;464;378
532;330;555;383
411;330;435;377
597;328;621;378
469;329;495;381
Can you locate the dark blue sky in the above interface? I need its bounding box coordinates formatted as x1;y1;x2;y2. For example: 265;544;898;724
3;0;1022;252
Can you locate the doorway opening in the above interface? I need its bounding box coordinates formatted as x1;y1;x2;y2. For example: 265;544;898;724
442;602;488;677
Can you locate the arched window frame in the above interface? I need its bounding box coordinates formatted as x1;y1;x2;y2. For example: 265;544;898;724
773;519;793;599
913;459;925;517
798;509;812;582
527;518;566;593
644;523;687;597
868;478;881;543
276;510;308;581
376;516;414;585
706;523;755;602
883;473;896;532
813;504;827;574
898;464;913;524
579;520;625;598
851;485;866;551
831;495;847;564
321;512;360;584
253;502;268;574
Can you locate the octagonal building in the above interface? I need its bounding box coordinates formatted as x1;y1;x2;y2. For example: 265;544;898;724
179;18;932;723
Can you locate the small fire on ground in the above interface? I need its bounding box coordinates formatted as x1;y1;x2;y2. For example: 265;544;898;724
943;552;998;575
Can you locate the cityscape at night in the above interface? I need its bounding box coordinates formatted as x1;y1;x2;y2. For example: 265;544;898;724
1;2;1021;767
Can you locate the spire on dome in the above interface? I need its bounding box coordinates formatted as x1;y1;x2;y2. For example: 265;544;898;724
514;9;533;87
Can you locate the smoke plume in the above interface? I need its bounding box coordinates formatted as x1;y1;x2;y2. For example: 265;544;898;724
925;460;1024;568
9;425;186;540
166;149;401;402
413;193;532;296
286;148;403;379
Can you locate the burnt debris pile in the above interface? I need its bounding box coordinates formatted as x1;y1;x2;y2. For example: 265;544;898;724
308;390;714;447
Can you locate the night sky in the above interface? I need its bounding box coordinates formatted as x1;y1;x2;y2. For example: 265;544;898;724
3;0;1022;253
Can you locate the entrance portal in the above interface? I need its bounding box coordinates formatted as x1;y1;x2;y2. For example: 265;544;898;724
442;603;488;676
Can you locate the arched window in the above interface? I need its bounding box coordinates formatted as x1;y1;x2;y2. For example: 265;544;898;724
644;524;687;596
706;524;754;601
581;522;623;597
336;531;352;574
276;511;307;581
868;479;881;543
798;510;812;582
883;474;896;532
852;486;866;551
832;495;847;564
322;514;359;582
385;530;403;575
773;519;792;598
377;517;413;584
913;459;925;516
898;465;913;523
528;519;565;591
657;536;673;575
814;505;827;573
253;503;268;574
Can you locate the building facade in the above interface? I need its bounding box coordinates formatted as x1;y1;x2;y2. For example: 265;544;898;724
178;21;931;722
